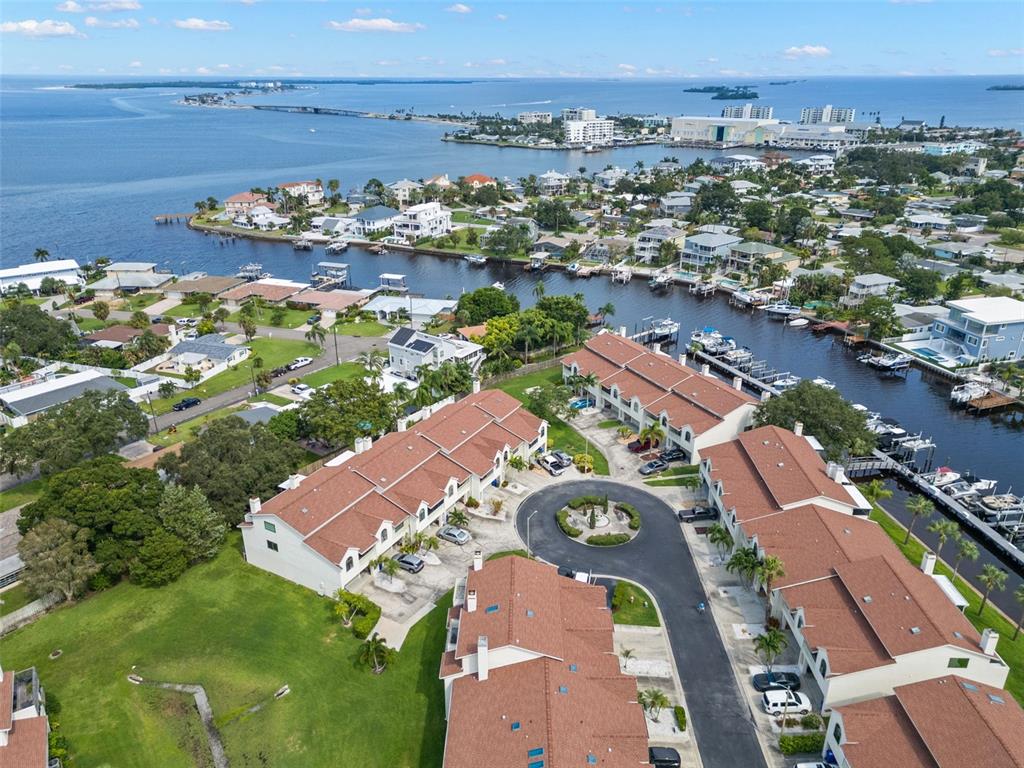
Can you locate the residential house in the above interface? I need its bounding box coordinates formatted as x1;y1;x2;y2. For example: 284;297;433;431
842;273;900;307
388;179;423;204
84;323;172;349
240;390;546;594
538;170;571;196
0;663;50;768
0;369;128;428
928;296;1024;363
393;202;453;241
951;213;989;233
583;236;632;263
634;225;686;263
906;214;952;231
218;278;309;308
840;208;876;222
362;296;457;328
0;259;84;295
463;174;497;189
90;262;172;296
929;242;991;261
794;154;836;175
727;241;789;273
594;166;629;190
279;181;324;206
730;179;761;195
351;205;401;237
440;554;649;768
387;327;484;380
225;191;269;216
160;334;249;377
681;232;743;271
561;332;758;463
164;275;246;301
659;191;693;216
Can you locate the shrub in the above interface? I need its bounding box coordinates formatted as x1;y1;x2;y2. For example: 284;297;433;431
351;601;382;640
465;496;480;509
779;732;825;755
616;502;641;530
567;495;605;510
674;705;687;732
573;453;593;473
586;533;630;546
800;713;822;730
556;509;582;538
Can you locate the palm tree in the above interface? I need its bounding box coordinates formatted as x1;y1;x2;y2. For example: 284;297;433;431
638;423;666;449
952;537;979;580
359;633;397;674
516;322;543;364
904;495;935;545
305;322;327;350
726;546;760;587
755;555;786;623
532;280;546;300
977;564;1008;616
446;508;470;528
753;628;788;676
598;302;615;322
1012;585;1024;640
860;479;893;506
638;688;669;722
359;350;386;379
620;647;634;671
707;523;733;556
927;519;960;558
33;248;50;263
371;555;400;583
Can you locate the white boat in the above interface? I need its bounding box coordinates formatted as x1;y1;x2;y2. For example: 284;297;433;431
731;289;762;306
566;261;581;275
960;473;998;494
649;318;680;339
491;281;505;290
810;377;835;389
951;381;988;404
943;481;980;500
293;238;313;251
976;494;1024;520
465;253;487;266
705;336;737;355
867;352;912;371
923;467;961;487
722;347;753;365
236;262;269;280
325;241;348;254
772;374;801;390
690;326;720;345
764;303;802;319
789;317;810;328
649;272;674;290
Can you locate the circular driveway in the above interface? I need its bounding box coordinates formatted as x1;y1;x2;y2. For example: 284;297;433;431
515;479;767;768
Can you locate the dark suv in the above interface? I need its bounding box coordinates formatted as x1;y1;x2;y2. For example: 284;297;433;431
659;448;687;462
649;747;681;768
627;438;652;453
172;397;201;412
677;507;717;523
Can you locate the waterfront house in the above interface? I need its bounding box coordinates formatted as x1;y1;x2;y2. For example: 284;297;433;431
927;296;1024;363
387;178;423;204
351;205;400;237
561;332;757;463
841;273;900;307
463;173;497;189
0;662;51;767
240;390;546;594
681;232;743;271
439;555;649;768
362;295;457;328
594;166;629;190
0;369;127;428
634;225;685;263
425;173;453;189
583;236;632;264
393;202;453;241
726;241;792;274
164;275;246;301
0;259;84;295
794;154;836;176
218;278;309;308
225;191;269;217
90;262;172;296
279;181;324;206
659;191;693;216
710;154;766;173
538;170;570;196
387;327;484;380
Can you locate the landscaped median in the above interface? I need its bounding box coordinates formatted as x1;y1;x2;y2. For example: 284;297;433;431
556;495;640;546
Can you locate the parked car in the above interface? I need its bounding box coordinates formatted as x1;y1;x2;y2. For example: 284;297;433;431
794;763;827;768
307;314;321;325
438;525;471;545
627;438;653;453
172;397;201;412
659;448;687;462
182;330;198;341
291;383;311;395
270;366;288;378
677;507;717;523
392;553;425;573
551;450;573;468
752;672;801;692
648;747;681;768
761;689;811;716
557;566;577;579
150;315;163;324
639;459;668;476
538;454;566;477
287;356;314;371
73;293;93;305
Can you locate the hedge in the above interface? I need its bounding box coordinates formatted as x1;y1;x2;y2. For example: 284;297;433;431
779;732;825;755
615;502;641;531
566;495;607;510
587;533;630;546
351;601;382;640
674;706;687;732
800;713;822;730
557;508;582;538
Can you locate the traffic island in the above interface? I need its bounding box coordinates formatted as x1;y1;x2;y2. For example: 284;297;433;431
556;494;641;546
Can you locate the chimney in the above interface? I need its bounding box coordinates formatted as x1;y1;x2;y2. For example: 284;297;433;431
920;552;936;575
833;467;847;484
760;389;771;403
473;550;483;572
793;421;804;437
281;474;302;490
248;497;262;514
472;379;481;394
466;589;477;613
618;326;627;337
701;363;711;376
733;376;743;391
168;323;179;344
477;635;489;681
826;461;839;480
981;628;999;656
677;353;687;366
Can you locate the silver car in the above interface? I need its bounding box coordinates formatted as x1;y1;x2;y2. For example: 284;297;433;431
438;525;471;545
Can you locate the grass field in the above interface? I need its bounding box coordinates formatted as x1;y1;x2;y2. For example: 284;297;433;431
249;392;291;406
301;362;365;388
333;320;392;337
0;583;34;614
2;535;449;768
486;550;532;561
227;307;312;329
149;338;321;415
644;476;700;488
149;404;249;447
118;293;164;312
73;316;108;332
163;301;222;319
612;581;660;627
870;505;1024;705
489;367;610;476
597;419;621;429
451;211;494;225
0;477;45;512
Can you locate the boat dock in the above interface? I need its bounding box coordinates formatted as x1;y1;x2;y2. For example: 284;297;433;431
688;347;779;397
966;390;1019;414
154;213;193;224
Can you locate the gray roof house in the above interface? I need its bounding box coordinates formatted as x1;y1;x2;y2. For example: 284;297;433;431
0;370;126;427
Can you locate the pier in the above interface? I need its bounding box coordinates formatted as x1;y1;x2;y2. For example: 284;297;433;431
966;390;1019;414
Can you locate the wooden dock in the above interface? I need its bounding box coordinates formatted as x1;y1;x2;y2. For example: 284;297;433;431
154;213;194;223
966;390;1019;414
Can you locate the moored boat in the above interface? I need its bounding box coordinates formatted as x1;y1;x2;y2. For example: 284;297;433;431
465;253;487;266
764;302;802;319
810;377;835;389
789;317;809;327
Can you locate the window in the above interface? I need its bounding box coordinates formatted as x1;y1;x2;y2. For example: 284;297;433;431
418;508;426;521
833;722;842;744
819;658;827;676
345;557;354;571
263;521;276;533
947;658;969;669
380;528;389;542
266;540;279;552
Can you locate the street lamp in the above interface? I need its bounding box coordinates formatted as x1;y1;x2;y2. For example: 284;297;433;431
526;509;540;558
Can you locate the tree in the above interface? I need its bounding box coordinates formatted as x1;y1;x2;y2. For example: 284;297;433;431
743;200;775;231
183;365;201;386
92;300;111;322
357;349;386;379
927;519;960;558
482;223;533;258
638;423;666;449
904;495;934;545
535;294;588;330
900;267;943;303
267;409;301;441
297;378;398;449
860;479;893;506
130;527;188;587
707;523;733;556
516;321;543;364
213;307;230;328
446;508;470;528
853;296;902;340
754;381;876;461
157;484;225;563
952;537;979;580
240;317;257;342
129;310;150;329
17;519;99;602
753;628;788;675
977;564;1008;616
598;302;615;321
334;589;375;627
196;318;216;336
371;555;400;583
305;322;327;349
620;647;634;671
756;555;786;622
34;248;50;263
638;688;670;722
158;381;177;399
524;382;575;423
157;418;306;524
359;633;397;674
1011;584;1024;641
726;546;760;586
533;198;573;231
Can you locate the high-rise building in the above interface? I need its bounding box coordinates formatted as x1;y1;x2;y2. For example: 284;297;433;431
564;118;615;145
799;104;856;124
721;103;774;120
561;107;597;122
516;111;552;125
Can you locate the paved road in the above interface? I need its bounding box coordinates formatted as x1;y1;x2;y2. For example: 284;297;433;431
515;479;768;768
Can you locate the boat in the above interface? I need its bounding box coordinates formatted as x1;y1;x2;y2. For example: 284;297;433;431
378;272;408;293
923;467;961;487
810;377;835;389
309;128;316;133
688;280;716;297
950;381;988;404
325;241;348;255
311;261;350;288
866;352;912;371
763;303;802;319
722;347;754;366
705;336;737;356
465;253;487;266
524;252;548;272
293;238;313;251
975;495;1024;525
772;374;801;391
691;326;720;345
649;317;680;340
960;473;998;494
649;272;673;290
943;481;981;501
731;289;761;306
491;281;505;291
789;317;810;328
236;262;269;280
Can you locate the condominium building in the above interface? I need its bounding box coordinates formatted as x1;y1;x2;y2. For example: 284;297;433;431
669;116;779;147
721;103;774;120
560;107;597;122
516;111;552;125
564;118;615;146
392;201;453;240
800;104;857;124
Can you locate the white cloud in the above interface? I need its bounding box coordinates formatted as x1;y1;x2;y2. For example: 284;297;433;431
196;66;213;75
128;59;141;67
489;58;506;65
216;63;232;69
354;7;373;15
495;13;507;20
158;67;172;74
173;17;231;31
375;59;400;66
85;15;139;28
58;63;74;70
988;48;1024;57
718;68;751;77
56;1;84;11
617;63;637;72
701;57;718;64
1;19;83;37
89;0;141;10
783;44;831;59
326;17;423;32
446;3;472;12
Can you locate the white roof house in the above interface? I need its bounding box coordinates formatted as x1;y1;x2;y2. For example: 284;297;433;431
0;259;84;294
946;296;1024;326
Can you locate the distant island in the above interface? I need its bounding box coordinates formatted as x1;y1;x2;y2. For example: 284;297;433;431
987;84;1024;91
683;85;759;100
71;78;479;89
768;80;803;86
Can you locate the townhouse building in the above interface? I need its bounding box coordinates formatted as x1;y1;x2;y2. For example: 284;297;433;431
0;663;50;767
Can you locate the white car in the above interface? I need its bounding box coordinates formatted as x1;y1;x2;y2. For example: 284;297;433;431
761;689;812;716
795;763;827;768
291;383;311;395
539;454;566;477
287;357;313;371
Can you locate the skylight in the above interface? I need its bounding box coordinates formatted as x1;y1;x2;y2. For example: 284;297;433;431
989;694;1006;705
962;682;979;692
485;604;500;614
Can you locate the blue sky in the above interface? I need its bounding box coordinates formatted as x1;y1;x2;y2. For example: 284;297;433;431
2;1;1023;78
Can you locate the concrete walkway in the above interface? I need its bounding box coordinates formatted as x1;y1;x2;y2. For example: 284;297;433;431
515;479;768;768
139;681;229;768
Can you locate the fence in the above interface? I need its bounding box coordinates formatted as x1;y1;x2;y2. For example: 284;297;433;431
0;592;61;635
483;357;562;386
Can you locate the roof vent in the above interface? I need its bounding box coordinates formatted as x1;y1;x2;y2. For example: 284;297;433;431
910;626;921;635
953;630;963;639
843;528;852;535
301;507;309;514
862;595;872;603
762;440;770;446
777;462;784;468
526;609;535;618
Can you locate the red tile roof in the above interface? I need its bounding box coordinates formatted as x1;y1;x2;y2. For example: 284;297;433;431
0;714;49;768
464;173;496;185
0;671;12;731
225;192;267;204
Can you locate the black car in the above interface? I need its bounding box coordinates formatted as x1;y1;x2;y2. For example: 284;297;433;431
172;397;201;412
659;448;687;462
752;672;802;692
557;566;577;579
270;366;288;378
676;507;717;523
648;747;681;768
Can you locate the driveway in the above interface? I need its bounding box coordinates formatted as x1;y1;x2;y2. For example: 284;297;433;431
515;479;768;768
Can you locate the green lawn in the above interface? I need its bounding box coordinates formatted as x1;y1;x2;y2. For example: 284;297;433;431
249;392;291;407
119;293;164;312
597;419;620;429
163;301;221;319
486;550;533;561
73;316;109;332
451;211;494;225
227;307;313;330
611;581;660;627
644;476;700;488
149;405;249;447
333;320;393;337
0;477;45;512
489;367;610;475
0;583;34;614
870;505;1024;705
301;362;365;388
659;465;699;477
2;536;449;768
149;338;321;415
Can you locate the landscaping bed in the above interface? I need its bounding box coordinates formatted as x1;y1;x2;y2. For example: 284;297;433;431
556;495;640;546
